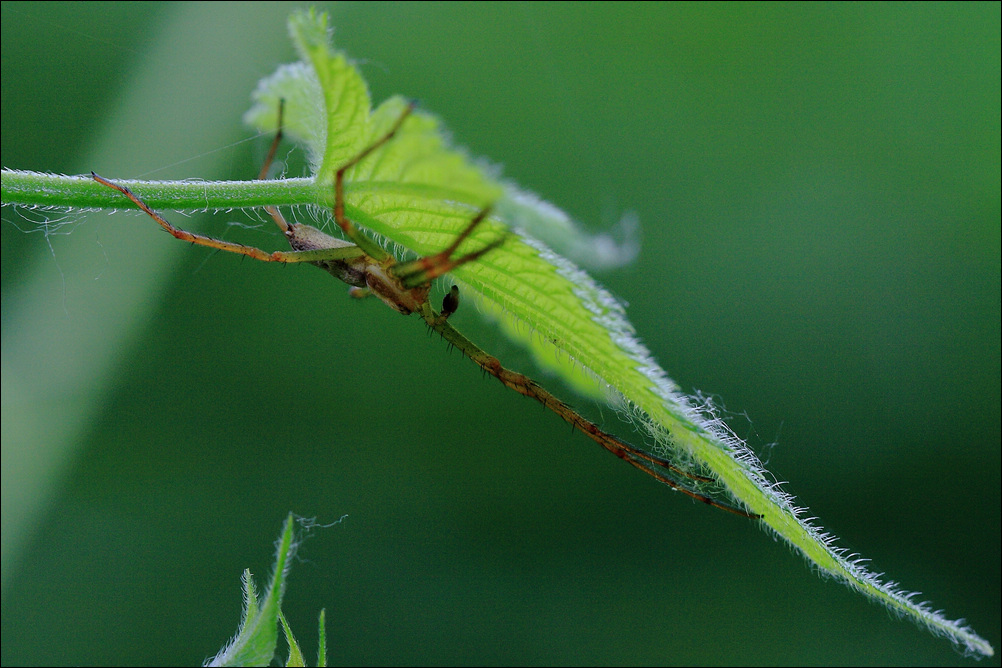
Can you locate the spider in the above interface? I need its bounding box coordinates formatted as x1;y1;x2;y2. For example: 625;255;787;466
92;102;761;520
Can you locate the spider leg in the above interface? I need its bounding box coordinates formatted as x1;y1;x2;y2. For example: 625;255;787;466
392;207;507;289
257;99;286;183
330;102;418;261
250;100;373;279
258;98;291;234
420;298;762;520
91;173;363;265
327;101;502;289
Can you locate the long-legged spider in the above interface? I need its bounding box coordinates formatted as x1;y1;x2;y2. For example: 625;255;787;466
92;103;761;520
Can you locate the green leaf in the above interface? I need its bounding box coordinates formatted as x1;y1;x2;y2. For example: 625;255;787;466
242;9;995;658
208;514;297;667
316;610;327;668
494;187;639;271
279;610;306;667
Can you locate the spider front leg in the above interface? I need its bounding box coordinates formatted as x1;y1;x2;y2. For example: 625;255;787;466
330;102;417;262
91;173;365;266
325;101;505;316
419;293;761;519
346;206;506;316
392;207;506;290
93;100;371;277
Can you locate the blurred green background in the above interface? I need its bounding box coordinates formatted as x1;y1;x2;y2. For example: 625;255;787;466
2;2;999;665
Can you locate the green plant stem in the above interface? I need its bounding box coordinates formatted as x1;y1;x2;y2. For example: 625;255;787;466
2;169;315;210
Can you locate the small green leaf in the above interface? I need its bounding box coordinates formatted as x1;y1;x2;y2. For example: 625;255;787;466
208;514;297;667
279;610;306;667
316;610;327;668
237;569;260;639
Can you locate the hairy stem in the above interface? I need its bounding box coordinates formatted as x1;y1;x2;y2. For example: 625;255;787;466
2;169;315;211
